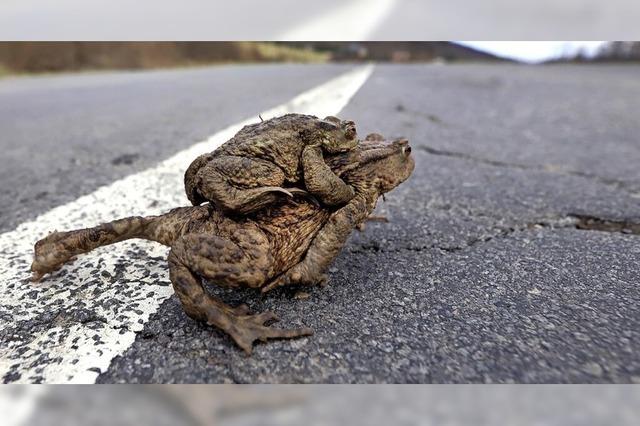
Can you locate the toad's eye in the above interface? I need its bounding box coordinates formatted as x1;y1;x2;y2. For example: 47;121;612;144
402;146;411;155
345;125;357;140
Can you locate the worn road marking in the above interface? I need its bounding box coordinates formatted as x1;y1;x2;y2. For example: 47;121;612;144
278;0;396;40
0;64;374;384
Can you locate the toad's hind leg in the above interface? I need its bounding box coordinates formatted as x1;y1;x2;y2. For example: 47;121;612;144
168;232;313;354
189;155;293;215
32;215;157;281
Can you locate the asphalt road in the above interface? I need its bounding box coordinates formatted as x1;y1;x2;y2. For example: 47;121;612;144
1;0;638;39
1;63;639;383
0;64;354;233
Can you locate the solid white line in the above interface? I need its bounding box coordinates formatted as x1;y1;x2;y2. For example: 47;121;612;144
277;0;397;41
0;64;374;384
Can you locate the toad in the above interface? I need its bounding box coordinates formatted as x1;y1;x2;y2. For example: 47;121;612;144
184;113;359;214
32;137;414;353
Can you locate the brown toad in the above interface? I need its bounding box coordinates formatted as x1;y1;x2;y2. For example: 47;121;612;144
31;137;414;353
184;113;358;215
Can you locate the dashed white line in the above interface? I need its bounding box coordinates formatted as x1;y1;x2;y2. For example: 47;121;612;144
0;64;374;384
277;0;397;41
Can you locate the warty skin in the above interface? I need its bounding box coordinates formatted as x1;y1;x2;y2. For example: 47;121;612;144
31;137;414;353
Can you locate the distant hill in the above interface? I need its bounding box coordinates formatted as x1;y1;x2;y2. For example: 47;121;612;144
280;42;507;62
0;41;507;75
547;42;640;63
0;42;327;74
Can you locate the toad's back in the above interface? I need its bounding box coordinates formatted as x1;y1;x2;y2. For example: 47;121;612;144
213;114;321;181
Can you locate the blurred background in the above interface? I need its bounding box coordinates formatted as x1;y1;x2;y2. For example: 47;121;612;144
0;0;639;40
4;385;640;426
0;41;639;75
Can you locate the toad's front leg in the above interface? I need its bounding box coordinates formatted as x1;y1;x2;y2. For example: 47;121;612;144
302;145;355;207
263;193;371;293
168;231;312;354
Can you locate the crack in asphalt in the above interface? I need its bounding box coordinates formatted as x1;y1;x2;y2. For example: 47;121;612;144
420;145;637;193
352;213;640;256
570;214;640;235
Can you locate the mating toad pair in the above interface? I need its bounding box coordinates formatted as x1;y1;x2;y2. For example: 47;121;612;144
31;113;414;353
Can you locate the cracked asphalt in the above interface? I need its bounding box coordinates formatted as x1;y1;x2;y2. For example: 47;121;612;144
2;63;640;383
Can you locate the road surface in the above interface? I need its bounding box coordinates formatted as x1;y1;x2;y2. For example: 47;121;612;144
0;63;639;384
0;0;638;40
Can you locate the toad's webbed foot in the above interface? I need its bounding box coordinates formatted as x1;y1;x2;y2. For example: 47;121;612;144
221;310;313;354
169;232;313;353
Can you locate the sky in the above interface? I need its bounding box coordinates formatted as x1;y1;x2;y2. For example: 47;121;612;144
457;41;607;63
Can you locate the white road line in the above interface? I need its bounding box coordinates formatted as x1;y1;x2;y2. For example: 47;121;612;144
0;64;374;384
277;0;397;41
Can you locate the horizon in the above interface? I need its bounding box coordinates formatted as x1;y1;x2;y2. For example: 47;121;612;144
457;41;607;63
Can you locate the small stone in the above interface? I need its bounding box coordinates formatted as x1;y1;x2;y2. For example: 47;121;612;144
582;362;603;377
294;291;310;300
573;332;590;342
